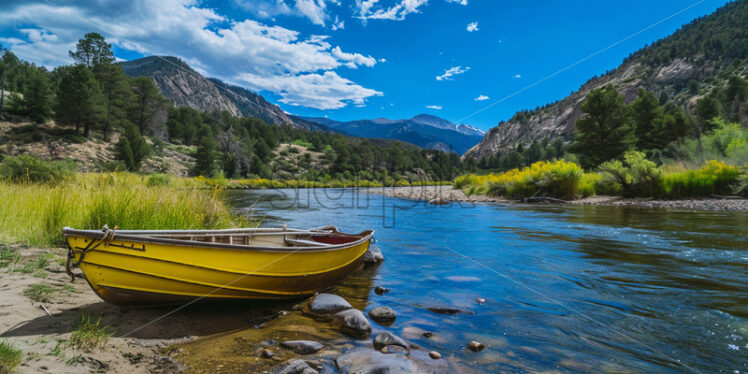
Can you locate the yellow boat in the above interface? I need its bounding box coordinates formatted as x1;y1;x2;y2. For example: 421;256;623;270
62;226;374;306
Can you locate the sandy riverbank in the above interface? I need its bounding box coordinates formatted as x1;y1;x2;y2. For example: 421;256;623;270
0;245;268;373
363;185;748;211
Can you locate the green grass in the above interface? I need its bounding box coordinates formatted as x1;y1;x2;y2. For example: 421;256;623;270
23;283;56;302
0;247;19;268
292;139;314;148
0;340;22;374
14;253;51;277
0;172;239;247
68;315;111;352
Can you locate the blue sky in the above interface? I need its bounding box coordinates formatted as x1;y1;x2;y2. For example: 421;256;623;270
0;0;733;130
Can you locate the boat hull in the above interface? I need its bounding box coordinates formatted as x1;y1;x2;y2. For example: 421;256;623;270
65;229;372;306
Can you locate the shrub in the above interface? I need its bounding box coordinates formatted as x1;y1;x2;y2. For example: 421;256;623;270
0;155;76;185
470;160;584;199
145;173;171;187
661;160;742;198
599;151;663;197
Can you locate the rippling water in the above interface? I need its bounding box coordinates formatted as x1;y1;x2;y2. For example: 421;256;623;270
225;188;748;373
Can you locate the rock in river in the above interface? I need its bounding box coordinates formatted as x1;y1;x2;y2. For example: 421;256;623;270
280;340;325;354
467;341;485;352
333;309;371;338
261;349;275;358
276;359;318;374
368;306;396;323
428;197;450;205
429;351;442;360
309;293;351;314
362;245;384;264
336;348;418;374
373;332;409;351
374;286;390;295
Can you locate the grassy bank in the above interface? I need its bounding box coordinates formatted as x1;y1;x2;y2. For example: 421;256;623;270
0;165;242;247
195;175;453;190
455;156;745;200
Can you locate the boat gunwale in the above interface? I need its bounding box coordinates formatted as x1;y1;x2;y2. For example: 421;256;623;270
62;227;375;253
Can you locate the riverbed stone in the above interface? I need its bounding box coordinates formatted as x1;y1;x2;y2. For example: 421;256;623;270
362;245;384;264
310;293;352;314
476;297;486;304
335;348;418;374
467;341;485;352
276;359;317;374
333;309;371;338
368;306;396;323
429;351;442;359
373;332;409;351
261;349;275;358
280;340;325;354
428;197;450;205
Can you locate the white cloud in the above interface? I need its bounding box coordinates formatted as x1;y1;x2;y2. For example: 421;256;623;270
331;15;345;30
234;0;339;26
379;58;387;63
474;95;489;101
466;21;478;32
355;0;429;21
0;0;380;110
331;46;376;68
426;105;442;110
445;0;467;5
238;70;382;109
436;65;469;81
514;74;521;78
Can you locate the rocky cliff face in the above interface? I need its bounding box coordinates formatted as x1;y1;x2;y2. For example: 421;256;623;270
120;56;297;127
464;1;745;160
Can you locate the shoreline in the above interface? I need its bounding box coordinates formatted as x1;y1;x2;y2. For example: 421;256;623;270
362;185;748;211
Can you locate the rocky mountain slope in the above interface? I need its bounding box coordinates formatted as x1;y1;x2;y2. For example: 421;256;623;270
464;0;747;160
301;114;484;154
120;56;324;131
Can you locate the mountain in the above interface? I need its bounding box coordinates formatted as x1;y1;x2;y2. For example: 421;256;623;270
300;114;484;154
119;56;326;131
464;1;747;160
411;114;486;136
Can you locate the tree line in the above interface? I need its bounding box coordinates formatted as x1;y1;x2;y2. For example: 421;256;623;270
0;33;465;182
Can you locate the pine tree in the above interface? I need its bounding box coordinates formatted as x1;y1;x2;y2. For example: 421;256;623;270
54;65;105;137
128;76;168;135
15;68;54;123
694;95;721;133
193;126;216;176
117;122;149;169
570;84;635;169
94;63;134;141
115;137;135;170
631;88;663;150
69;33;114;67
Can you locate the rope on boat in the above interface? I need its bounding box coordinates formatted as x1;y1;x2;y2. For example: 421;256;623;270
65;225;117;282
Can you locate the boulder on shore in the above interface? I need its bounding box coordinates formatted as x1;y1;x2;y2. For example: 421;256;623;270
335;348;418;374
309;293;352;314
333;309;371;338
280;340;325;354
276;359;317;374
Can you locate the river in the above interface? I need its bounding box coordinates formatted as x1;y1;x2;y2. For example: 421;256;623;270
222;188;747;373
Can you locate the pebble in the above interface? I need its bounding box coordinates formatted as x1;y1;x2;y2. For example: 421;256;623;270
368;306;396;323
467;341;485;352
429;351;442;360
476;297;486;304
261;349;274;358
374;286;390;295
277;359;318;374
422;332;434;338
